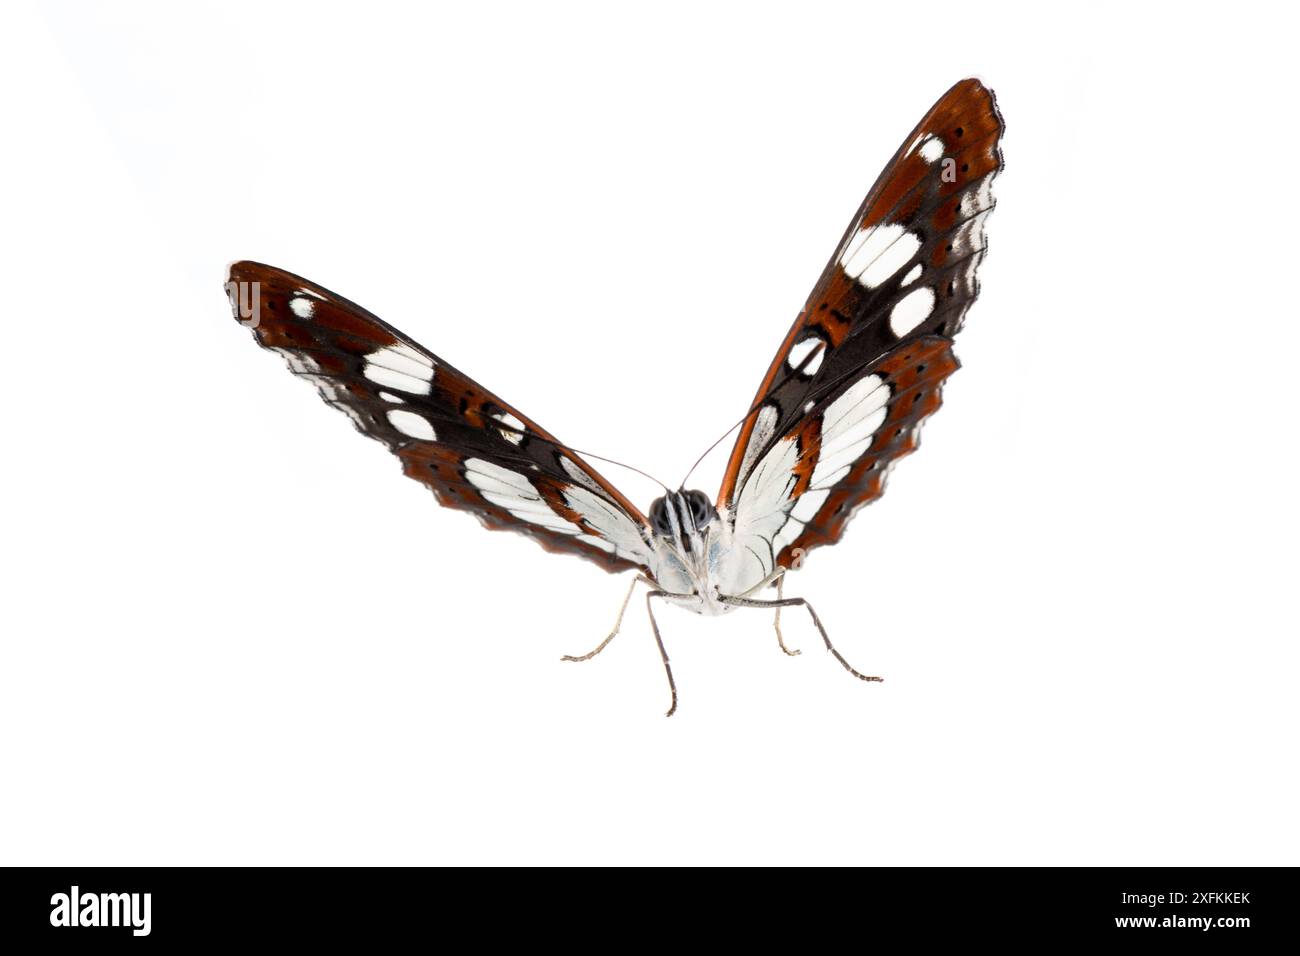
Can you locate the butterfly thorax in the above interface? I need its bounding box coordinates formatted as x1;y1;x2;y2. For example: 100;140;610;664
646;490;736;615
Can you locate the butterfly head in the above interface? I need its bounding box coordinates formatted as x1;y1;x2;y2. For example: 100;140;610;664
648;490;717;555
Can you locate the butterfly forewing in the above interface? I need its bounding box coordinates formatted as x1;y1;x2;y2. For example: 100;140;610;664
227;261;653;574
716;78;1003;592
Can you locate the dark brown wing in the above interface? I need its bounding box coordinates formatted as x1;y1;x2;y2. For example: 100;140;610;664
226;261;654;574
715;79;1003;595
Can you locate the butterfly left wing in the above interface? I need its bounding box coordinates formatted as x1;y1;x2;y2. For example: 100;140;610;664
226;261;654;574
715;78;1003;596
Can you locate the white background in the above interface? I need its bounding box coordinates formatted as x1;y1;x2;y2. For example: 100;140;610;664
2;1;1296;866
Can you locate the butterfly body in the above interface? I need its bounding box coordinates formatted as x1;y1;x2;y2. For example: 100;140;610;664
643;490;755;616
225;78;1004;713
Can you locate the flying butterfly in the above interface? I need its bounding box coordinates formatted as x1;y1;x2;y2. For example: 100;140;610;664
226;78;1004;715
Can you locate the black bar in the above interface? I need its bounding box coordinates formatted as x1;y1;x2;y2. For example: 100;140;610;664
0;866;1291;946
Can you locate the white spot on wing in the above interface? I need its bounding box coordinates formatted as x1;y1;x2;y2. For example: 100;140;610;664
814;414;885;477
821;375;886;436
810;375;891;487
840;223;921;289
789;488;829;524
810;463;849;490
387;409;435;440
787;338;824;375
363;344;435;395
890;287;936;337
465;459;535;496
388;343;433;368
493;411;526;445
919;136;944;163
463;459;585;536
363;364;432;395
379;391;405;403
901;263;922;287
289;297;315;318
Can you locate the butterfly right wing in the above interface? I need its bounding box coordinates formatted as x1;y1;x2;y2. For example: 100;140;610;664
719;335;960;595
227;261;655;575
715;79;1003;595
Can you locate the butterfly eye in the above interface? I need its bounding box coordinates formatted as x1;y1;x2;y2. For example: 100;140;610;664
649;498;674;537
686;490;716;528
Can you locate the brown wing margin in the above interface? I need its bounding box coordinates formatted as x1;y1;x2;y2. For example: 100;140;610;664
226;261;651;575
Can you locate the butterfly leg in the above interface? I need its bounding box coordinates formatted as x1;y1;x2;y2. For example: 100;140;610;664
772;574;801;657
722;593;883;684
561;574;646;662
644;590;679;717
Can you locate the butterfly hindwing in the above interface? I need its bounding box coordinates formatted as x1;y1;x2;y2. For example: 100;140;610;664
717;78;1003;592
719;336;959;594
227;261;653;574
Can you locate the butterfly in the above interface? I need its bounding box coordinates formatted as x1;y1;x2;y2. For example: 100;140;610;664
226;78;1004;715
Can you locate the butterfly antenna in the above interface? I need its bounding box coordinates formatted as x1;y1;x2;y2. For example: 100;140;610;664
500;427;670;493
678;340;827;489
568;446;672;493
